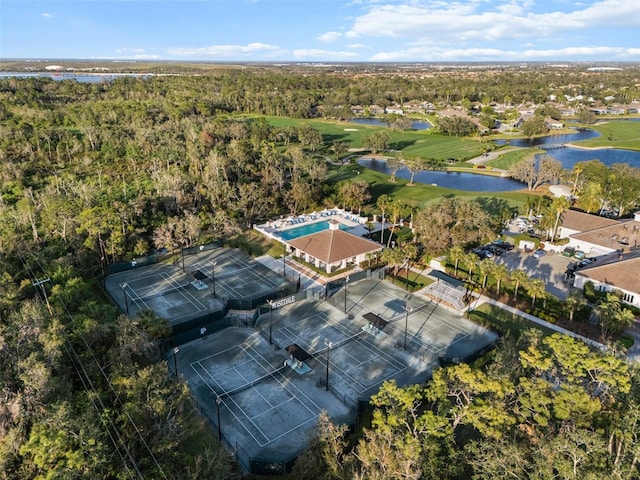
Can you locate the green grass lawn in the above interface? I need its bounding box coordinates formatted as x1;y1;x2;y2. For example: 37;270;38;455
487;147;541;170
328;163;531;212
256;115;490;162
468;302;554;338
572;120;640;150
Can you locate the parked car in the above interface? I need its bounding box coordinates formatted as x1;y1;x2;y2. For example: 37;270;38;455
562;246;576;257
491;240;514;251
532;249;546;258
473;248;494;259
573;250;586;260
485;245;503;256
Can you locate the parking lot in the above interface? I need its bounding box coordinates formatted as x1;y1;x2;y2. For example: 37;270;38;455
492;216;575;300
494;248;573;299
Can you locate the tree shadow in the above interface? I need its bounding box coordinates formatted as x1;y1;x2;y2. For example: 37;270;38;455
475;196;518;221
388;140;417;150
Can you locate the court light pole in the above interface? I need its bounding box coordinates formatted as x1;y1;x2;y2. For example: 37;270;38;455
403;306;413;351
267;299;275;345
216;396;222;441
324;340;332;391
282;243;287;278
172;347;179;377
344;276;350;314
211;261;217;298
121;283;129;315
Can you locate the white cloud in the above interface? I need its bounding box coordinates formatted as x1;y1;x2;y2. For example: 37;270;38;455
42;12;54;18
293;49;359;60
167;42;283;58
113;48;161;60
318;31;342;42
347;43;368;49
345;0;640;42
369;45;639;62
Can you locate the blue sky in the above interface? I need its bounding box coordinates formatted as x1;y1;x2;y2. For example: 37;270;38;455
1;0;639;62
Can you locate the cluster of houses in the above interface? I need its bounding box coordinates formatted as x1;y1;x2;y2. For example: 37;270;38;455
558;210;640;308
349;100;640;133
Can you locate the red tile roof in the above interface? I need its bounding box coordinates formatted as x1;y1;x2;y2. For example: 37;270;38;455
287;229;382;264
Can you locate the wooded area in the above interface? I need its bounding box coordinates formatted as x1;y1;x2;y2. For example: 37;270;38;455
1;66;640;479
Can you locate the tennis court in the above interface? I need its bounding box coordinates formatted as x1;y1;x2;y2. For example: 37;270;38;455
176;327;352;469
103;247;294;327
274;311;407;398
190;342;327;447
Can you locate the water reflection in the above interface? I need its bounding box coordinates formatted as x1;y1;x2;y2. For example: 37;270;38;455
358;158;524;192
349;118;431;130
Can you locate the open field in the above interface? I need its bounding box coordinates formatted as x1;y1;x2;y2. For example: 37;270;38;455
258;115;488;161
573;121;640;150
327;163;532;212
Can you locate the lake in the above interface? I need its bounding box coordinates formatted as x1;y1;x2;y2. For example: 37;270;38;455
497;128;640;168
358;158;525;192
349;118;432;130
0;72;153;83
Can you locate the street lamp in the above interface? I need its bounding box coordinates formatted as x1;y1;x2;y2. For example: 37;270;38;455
403;305;413;351
172;347;179;376
324;340;333;391
211;261;217;298
267;299;275;345
344;276;350;314
121;283;129;315
282;243;287;277
216;396;222;441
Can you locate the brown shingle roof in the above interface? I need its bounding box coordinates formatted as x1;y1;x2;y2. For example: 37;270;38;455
561;210;619;233
571;221;640;250
287;229;381;264
576;255;640;294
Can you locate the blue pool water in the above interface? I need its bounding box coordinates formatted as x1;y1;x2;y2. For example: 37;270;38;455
278;220;351;240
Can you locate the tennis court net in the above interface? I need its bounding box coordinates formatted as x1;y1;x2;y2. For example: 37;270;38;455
217;364;288;400
217;263;257;280
134;283;190;302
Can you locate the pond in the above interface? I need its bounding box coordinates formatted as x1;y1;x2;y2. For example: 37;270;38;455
496;128;600;147
0;72;153;83
358;158;525;192
497;128;640;168
349;117;432;130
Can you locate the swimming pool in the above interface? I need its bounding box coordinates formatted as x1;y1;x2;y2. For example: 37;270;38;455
278;221;351;241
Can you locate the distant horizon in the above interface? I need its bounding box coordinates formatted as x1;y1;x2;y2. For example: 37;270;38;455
2;58;639;67
1;1;639;63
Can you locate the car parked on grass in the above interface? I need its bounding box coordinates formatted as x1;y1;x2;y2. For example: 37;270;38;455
532;249;546;258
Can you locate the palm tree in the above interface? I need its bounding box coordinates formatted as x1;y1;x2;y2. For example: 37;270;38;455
548;196;570;242
526;278;547;308
492;263;509;295
448;245;465;277
377;194;391;246
564;290;586;322
478;258;495;289
511;269;529;302
596;293;636;337
381;247;405;277
570;164;585;198
463;253;478;281
386;200;405;248
402;244;419;287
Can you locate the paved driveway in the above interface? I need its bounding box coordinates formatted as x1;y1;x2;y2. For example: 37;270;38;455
495;249;573;300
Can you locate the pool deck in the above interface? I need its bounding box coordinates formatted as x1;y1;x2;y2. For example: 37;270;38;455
255;207;381;243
